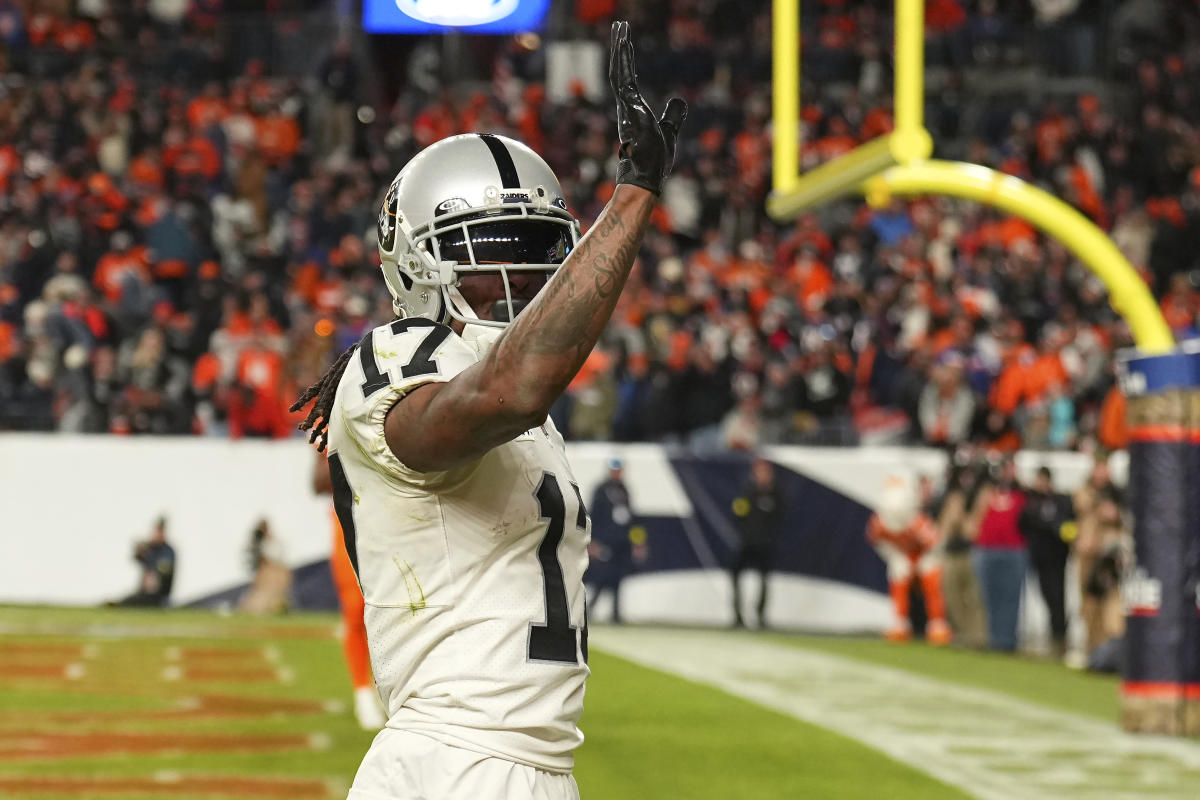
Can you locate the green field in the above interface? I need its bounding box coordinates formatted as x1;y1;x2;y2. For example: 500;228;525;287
0;606;1150;799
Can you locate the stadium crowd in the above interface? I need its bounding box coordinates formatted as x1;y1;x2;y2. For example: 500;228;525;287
1;0;1198;456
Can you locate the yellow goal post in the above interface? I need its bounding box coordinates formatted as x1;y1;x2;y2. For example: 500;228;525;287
768;0;1174;354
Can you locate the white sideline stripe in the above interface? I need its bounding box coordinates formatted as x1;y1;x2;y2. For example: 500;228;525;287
593;626;1200;800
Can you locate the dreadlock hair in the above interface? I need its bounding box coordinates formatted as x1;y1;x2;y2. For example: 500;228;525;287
291;343;357;452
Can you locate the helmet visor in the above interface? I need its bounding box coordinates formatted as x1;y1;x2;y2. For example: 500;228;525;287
435;219;573;267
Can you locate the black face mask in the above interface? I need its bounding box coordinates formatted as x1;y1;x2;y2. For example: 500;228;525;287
435;219;572;266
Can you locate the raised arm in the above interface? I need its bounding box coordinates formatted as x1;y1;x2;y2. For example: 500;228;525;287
385;22;686;473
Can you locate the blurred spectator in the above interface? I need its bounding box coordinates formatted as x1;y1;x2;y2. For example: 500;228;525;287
567;347;616;441
586;458;644;624
933;457;987;648
1072;456;1126;655
918;352;975;446
239;518;292;615
228;330;290;439
968;456;1027;652
1081;504;1131;662
1019;466;1074;659
113;517;175;608
729;457;783;629
680;346;733;453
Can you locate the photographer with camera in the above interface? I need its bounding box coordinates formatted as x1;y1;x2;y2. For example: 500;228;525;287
113;517;176;608
1072;456;1129;659
933;454;988;648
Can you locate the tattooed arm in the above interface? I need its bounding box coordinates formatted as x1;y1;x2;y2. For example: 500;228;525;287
384;186;654;472
384;22;685;473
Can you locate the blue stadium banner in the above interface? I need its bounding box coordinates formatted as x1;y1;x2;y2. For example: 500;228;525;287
363;0;551;34
1116;344;1200;397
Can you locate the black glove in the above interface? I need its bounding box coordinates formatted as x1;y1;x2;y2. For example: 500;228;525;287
610;20;687;196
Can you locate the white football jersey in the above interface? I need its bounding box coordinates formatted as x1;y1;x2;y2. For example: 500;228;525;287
326;318;591;774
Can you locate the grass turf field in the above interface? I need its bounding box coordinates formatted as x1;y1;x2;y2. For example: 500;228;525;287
0;606;1131;799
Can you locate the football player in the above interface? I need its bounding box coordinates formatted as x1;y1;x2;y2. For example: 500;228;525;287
291;22;685;800
867;474;952;645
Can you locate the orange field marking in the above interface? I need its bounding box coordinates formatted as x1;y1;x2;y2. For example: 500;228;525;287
0;694;328;726
179;646;266;659
182;666;280;682
0;621;336;641
0;774;332;798
0;730;313;760
0;664;72;680
0;643;81;658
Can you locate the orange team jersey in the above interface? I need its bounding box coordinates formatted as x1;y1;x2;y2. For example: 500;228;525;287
867;513;939;558
330;511;362;602
93;249;149;303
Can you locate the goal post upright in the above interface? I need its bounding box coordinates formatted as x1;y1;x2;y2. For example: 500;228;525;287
771;0;799;197
767;0;1172;354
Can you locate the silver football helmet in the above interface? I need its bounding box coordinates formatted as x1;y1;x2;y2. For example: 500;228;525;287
376;133;580;328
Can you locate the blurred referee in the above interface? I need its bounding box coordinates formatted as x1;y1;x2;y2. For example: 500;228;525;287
586;458;645;624
730;457;784;628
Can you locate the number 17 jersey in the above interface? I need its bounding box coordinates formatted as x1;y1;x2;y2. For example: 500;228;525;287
326;318;590;774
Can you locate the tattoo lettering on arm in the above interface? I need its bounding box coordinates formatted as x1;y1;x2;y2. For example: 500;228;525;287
498;190;650;366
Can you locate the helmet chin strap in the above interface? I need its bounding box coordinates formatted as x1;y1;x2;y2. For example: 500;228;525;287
446;285;505;357
446;284;478;323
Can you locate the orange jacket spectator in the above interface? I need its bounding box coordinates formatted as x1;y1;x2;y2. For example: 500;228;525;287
0;145;17;192
93;246;151;303
1098;385;1128;451
128;154;165;190
576;0;617;23
54;19;95;52
27;12;56;46
732;129;769;184
1069;163;1108;228
926;0;966;32
1160;276;1196;332
255;113;301;165
567;348;612;393
414;103;457;148
1035;110;1069;165
812;133;857;164
166;135;221;180
991;346;1069;415
0;321;15;361
860;107;894;140
229;345;290;439
187;95;228;130
1024;353;1070;402
788;256;834;313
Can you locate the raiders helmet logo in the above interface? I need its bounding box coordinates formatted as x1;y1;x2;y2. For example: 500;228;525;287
378;181;400;252
435;197;472;216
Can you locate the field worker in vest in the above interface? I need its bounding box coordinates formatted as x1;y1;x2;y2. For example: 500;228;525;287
867;474;952;645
